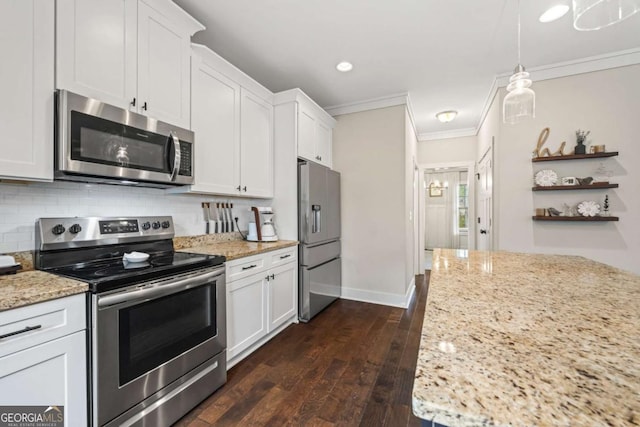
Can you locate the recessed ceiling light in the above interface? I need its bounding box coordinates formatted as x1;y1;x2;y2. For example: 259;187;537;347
435;110;458;123
336;61;353;72
539;4;570;23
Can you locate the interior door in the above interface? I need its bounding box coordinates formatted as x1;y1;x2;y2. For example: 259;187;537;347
477;146;493;251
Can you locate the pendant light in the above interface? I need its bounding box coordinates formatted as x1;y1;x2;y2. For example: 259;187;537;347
503;0;535;124
573;0;640;31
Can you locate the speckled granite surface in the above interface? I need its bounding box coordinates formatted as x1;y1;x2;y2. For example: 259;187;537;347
0;271;87;312
173;232;245;250
177;236;298;261
413;249;640;427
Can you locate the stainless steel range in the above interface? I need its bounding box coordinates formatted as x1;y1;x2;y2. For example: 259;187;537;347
35;216;226;427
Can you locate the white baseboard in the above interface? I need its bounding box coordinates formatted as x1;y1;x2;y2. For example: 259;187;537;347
341;279;416;309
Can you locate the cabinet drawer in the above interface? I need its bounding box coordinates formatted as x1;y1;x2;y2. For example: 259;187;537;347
226;254;267;282
269;247;297;267
0;293;86;358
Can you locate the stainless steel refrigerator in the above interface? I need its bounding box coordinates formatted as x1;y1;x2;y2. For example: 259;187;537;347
298;161;341;322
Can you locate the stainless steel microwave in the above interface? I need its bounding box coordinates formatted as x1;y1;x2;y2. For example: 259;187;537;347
55;90;194;188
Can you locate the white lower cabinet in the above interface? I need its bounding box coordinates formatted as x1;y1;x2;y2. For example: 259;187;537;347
225;247;297;367
0;294;87;426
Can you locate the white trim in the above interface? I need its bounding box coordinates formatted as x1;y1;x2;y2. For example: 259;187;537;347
496;47;640;86
418;127;477;141
404;277;416;308
340;285;412;308
273;88;336;126
140;0;205;35
405;93;417;137
324;92;410;117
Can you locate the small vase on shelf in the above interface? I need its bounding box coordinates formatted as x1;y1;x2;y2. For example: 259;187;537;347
574;129;590;155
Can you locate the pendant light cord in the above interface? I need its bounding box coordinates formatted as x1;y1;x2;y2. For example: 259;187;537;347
517;0;521;65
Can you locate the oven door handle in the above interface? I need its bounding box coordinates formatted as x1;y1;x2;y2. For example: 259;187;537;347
168;131;181;182
98;268;224;308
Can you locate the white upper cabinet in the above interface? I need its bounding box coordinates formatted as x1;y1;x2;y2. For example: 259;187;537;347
240;88;274;198
189;56;241;195
56;0;137;110
274;89;335;169
56;0;203;128
170;45;274;198
0;0;54;181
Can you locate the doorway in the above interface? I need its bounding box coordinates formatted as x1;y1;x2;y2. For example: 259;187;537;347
423;166;473;269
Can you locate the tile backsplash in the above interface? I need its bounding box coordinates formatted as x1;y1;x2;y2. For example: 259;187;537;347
0;180;269;253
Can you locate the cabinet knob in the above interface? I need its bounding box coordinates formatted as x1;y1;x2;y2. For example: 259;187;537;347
243;186;247;192
130;97;136;107
270;274;275;280
142;102;148;111
236;185;241;191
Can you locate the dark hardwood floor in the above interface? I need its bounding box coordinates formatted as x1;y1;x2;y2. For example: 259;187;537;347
174;272;430;427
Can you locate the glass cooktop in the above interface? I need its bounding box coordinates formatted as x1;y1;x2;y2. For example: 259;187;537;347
48;251;225;293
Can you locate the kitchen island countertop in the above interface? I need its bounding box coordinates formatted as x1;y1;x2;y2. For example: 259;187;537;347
175;234;298;261
413;249;639;427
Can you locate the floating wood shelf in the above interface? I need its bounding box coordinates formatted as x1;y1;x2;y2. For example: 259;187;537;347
532;183;618;191
532;152;619;162
532;216;619;222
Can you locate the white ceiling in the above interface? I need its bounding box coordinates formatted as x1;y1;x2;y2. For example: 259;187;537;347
174;0;640;137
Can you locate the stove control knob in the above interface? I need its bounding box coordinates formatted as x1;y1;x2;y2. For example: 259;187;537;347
152;221;161;230
161;221;171;229
52;224;66;235
69;224;82;234
142;222;151;231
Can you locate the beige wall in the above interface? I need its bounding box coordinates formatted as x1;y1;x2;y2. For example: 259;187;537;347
417;136;476;165
405;111;418;292
485;64;640;274
332;105;413;306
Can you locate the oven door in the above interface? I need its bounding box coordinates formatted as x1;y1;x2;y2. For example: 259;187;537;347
57;90;194;185
94;266;225;426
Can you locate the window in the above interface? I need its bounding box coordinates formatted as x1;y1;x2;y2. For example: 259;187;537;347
457;183;468;231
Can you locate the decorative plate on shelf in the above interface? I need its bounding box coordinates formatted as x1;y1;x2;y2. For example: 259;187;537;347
534;169;558;186
578;201;601;217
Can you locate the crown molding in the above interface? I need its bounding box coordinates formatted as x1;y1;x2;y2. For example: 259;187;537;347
418;127;477;142
324;92;410;117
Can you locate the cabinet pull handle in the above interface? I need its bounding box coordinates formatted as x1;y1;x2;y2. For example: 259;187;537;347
318;156;322;161
236;185;241;191
131;97;136;107
265;275;270;281
142;102;148;111
243;186;247;192
242;264;257;271
280;254;291;259
0;324;42;340
270;274;275;280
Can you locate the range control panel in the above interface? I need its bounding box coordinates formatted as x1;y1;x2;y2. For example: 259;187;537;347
37;216;175;250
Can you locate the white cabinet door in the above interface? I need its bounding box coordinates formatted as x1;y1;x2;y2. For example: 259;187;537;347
190;58;241;194
267;262;297;332
226;273;267;360
56;0;137;109
316;120;333;168
0;0;53;182
137;2;191;128
240;88;274;198
0;331;87;426
297;105;316;162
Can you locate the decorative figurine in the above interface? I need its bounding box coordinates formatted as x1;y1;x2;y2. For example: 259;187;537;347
603;195;610;216
575;129;590;155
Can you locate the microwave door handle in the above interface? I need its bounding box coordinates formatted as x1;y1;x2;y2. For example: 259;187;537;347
168;132;181;181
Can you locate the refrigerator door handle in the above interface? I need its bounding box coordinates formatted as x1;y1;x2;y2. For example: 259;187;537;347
312;205;321;233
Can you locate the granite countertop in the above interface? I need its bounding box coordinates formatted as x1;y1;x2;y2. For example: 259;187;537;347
412;249;640;427
175;233;298;261
0;270;88;312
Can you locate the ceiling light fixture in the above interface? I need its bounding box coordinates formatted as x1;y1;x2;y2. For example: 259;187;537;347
435;110;458;123
573;0;640;30
503;0;535;124
336;61;353;72
539;4;570;22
